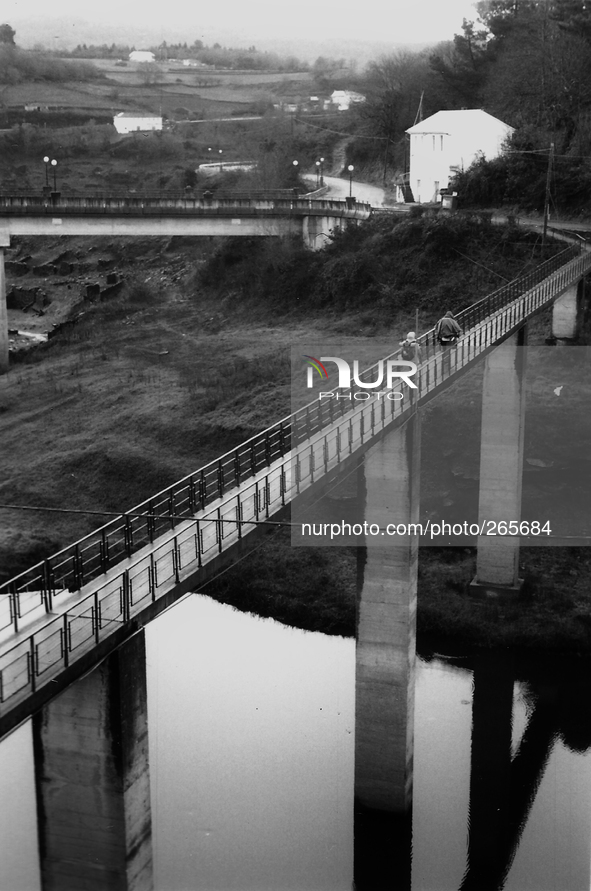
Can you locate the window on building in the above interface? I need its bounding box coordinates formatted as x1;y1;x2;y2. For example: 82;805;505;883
432;135;436;150
440;135;444;151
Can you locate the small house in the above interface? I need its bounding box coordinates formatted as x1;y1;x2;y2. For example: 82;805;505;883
129;50;156;63
113;112;163;135
405;109;514;204
330;90;366;111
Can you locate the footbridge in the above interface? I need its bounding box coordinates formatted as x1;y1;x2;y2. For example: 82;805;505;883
1;241;590;742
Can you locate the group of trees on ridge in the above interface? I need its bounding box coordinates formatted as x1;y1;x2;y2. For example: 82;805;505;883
0;23;98;84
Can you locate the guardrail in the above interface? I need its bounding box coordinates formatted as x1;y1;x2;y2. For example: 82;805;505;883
0;189;301;200
0;242;590;719
0;194;372;217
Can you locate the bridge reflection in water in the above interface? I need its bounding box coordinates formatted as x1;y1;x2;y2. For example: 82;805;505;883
2;607;591;890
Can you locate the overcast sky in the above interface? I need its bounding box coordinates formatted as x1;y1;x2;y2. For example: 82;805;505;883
5;0;480;46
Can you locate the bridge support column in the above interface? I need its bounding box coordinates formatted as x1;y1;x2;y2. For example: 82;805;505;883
301;214;346;250
0;239;9;373
355;412;420;808
354;413;420;889
32;631;153;891
472;328;527;595
552;280;584;342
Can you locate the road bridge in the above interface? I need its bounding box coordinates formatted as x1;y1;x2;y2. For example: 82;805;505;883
0;191;369;242
0;192;371;371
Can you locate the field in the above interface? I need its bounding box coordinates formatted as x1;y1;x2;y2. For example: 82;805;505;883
0;61;317;121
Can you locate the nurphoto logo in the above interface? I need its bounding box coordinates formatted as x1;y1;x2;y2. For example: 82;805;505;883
303;355;417;401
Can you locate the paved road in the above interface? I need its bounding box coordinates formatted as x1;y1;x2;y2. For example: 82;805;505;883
305;174;387;207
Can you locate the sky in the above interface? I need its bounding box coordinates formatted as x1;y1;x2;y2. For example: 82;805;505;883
4;0;481;48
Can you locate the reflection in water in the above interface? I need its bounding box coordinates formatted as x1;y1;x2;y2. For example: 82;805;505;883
0;721;40;891
413;652;591;891
145;595;355;891
411;659;473;891
3;600;591;890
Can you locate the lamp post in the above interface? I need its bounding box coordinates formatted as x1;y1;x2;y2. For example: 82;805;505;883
292;160;299;198
315;160;320;189
320;156;324;187
218;148;223;172
347;164;354;198
43;156;50;187
51;159;58;192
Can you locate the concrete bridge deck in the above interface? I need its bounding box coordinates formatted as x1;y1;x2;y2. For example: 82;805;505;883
0;240;590;738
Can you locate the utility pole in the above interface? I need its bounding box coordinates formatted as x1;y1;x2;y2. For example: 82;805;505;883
542;142;554;254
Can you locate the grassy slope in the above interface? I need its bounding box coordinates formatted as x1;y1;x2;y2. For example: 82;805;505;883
3;213;591;651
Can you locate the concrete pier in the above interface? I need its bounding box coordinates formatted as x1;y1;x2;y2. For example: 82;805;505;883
0;241;8;373
32;632;153;891
301;214;349;249
552;281;583;341
473;329;527;593
355;412;420;812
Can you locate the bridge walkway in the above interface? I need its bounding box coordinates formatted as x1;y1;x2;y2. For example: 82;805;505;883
0;242;590;737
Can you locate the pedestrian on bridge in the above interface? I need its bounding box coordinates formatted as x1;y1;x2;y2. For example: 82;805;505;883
435;310;462;374
400;331;421;364
435;311;462;346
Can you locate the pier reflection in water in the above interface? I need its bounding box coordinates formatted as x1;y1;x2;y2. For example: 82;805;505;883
2;596;591;890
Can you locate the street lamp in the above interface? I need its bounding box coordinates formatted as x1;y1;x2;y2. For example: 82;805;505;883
320;156;324;187
50;159;58;192
292;160;299;198
218;148;223;172
315;160;320;188
347;164;354;198
43;156;50;187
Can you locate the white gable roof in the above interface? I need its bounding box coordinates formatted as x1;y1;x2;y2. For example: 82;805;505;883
406;109;513;135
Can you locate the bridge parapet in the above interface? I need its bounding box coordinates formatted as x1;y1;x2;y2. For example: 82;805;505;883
0;193;372;220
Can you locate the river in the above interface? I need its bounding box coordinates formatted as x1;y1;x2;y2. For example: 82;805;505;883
0;594;590;890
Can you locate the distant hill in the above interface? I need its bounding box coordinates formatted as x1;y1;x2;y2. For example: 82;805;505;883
10;15;434;68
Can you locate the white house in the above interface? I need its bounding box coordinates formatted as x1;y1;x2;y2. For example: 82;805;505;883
405;109;514;204
330;90;366;111
113;112;163;135
129;50;156;63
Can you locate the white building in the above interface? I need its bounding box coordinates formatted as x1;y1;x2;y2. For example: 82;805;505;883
405;109;514;204
129;50;156;63
113;112;163;135
330;90;366;111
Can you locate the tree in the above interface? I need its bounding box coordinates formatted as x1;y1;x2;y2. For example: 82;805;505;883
0;23;15;45
429;19;491;107
552;0;591;45
137;61;160;85
482;1;591;151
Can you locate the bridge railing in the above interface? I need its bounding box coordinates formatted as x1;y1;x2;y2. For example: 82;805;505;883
0;194;371;216
0;243;587;637
414;244;581;358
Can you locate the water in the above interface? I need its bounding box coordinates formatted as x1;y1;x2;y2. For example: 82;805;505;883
1;597;591;890
146;596;355;891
